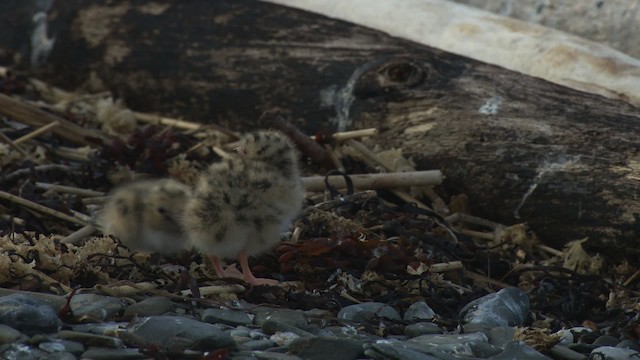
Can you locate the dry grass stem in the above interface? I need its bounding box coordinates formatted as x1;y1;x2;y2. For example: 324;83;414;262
35;182;105;197
14;121;60;144
0;190;90;226
60;224;97;244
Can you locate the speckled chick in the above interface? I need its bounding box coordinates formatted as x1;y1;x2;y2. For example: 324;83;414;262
100;178;192;254
182;130;304;285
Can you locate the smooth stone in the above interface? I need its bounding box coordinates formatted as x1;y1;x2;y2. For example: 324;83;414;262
617;339;640;351
39;340;84;355
252;350;302;360
262;320;316;338
0;294;62;335
460;288;529;330
404;322;442;337
270;332;300;346
363;340;442;360
70;294;126;322
592;335;619;347
202;308;252;327
403;302;436;322
250;329;268;340
0;343;49;359
290;337;365;360
129;315;235;351
568;343;598;353
408;332;488;356
80;348;148;359
555;329;575;345
550;344;588;360
487;341;552;359
487;326;517;347
238;339;275;351
470;342;503;358
71;322;124;335
57;330;124;348
0;323;26;344
252;307;309;329
44;352;77;360
229;326;251;338
337;302;401;322
589;346;640;359
123;297;175;319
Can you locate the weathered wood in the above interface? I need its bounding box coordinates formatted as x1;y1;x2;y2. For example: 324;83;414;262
0;0;639;256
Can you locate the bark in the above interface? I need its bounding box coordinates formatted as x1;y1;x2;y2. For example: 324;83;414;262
1;0;639;255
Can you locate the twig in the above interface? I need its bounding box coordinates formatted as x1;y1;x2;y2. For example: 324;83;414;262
268;114;331;166
331;128;378;142
180;284;246;297
623;268;640;287
0;93;109;145
60;224;97;244
81;196;108;205
2;164;74;183
0;213;26;226
35;182;105;197
302;171;443;192
464;270;512;289
0;190;89;226
13;121;60;144
430;261;464;272
135;111;240;140
0;131;32;159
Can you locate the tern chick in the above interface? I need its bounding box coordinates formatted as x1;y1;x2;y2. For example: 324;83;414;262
182;130;304;285
100;178;192;254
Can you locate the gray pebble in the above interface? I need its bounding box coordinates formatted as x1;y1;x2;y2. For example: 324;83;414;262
408;332;488;356
238;339;275;351
0;294;62;335
262;320;316;338
123;296;175;319
403;301;435;322
57;330;124;348
252;350;303;360
0;323;26;344
128;315;235;351
0;343;50;359
202;308;253;327
487;326;517;347
487;341;551;359
589;346;640;359
550;344;588;360
80;348;148;359
289;337;365;360
252;307;309;329
460;288;529;330
337;302;401;322
44;352;77;360
404;322;442;337
39;340;84;355
592;335;619;347
70;294;126;321
364;340;442;360
616;339;640;351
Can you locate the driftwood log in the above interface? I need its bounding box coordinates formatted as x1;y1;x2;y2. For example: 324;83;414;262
1;0;639;256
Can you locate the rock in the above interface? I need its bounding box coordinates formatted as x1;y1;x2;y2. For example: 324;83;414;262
128;315;235;351
262;320;316;338
270;332;300;346
123;296;175;319
290;337;365;360
0;323;26;344
589;346;640;359
80;348;148;359
487;326;517;347
592;335;619;347
617;339;640;351
403;302;435;322
364;340;442;360
70;294;126;321
550;344;588;360
460;288;529;330
0;294;62;335
252;307;309;329
252;351;303;360
0;343;49;359
404;322;441;337
238;339;275;351
487;341;552;359
202;308;252;327
408;332;489;357
337;302;401;322
57;330;124;348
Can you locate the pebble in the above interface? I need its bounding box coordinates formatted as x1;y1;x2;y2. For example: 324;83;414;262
122;296;175;319
70;294;126;321
129;315;235;351
459;288;529;331
202;307;253;326
337;302;402;322
0;294;62;335
0;323;26;344
289;337;365;360
403;301;436;321
589;346;640;359
404;322;442;337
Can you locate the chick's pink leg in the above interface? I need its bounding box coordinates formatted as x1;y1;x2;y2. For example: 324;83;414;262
209;255;226;278
238;249;278;286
